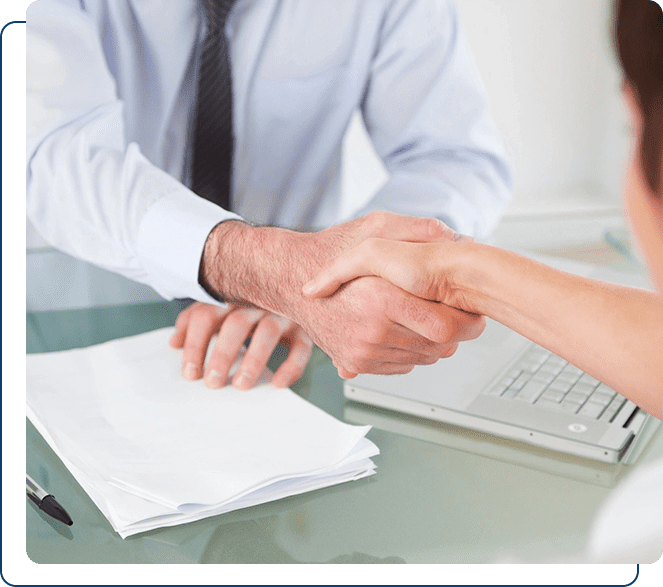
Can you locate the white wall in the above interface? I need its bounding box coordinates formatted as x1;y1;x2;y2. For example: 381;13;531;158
342;0;630;218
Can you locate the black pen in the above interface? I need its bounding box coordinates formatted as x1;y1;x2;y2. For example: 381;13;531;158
26;474;73;526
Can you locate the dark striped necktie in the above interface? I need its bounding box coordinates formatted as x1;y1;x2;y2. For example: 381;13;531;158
191;0;236;210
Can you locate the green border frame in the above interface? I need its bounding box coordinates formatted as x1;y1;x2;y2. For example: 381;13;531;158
0;0;663;586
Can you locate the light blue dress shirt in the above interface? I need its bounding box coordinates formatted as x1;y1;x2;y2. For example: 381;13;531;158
27;0;511;303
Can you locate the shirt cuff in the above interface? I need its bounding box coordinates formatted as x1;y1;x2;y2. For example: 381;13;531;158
136;189;243;303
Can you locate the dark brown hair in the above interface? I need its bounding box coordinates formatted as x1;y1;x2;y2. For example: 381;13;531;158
615;0;663;194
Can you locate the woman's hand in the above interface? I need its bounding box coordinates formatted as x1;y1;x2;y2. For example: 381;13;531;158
169;302;313;390
302;238;462;306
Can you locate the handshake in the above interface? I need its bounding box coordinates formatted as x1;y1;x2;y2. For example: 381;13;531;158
171;211;486;390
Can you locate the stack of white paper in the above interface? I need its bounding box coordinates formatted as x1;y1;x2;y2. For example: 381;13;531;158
26;327;378;538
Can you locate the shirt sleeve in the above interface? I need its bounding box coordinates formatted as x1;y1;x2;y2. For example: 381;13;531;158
356;0;512;240
26;0;240;303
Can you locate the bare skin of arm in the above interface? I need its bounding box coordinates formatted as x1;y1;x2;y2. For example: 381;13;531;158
197;212;486;379
304;237;663;419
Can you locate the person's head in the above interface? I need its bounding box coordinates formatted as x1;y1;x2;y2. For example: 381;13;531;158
615;0;663;288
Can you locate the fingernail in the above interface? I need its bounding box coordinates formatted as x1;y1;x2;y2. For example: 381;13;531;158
233;371;252;390
272;375;289;388
205;370;223;388
183;363;198;380
302;281;315;295
454;232;474;243
431;219;446;237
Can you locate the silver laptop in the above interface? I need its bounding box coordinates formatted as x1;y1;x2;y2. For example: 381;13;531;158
343;255;660;465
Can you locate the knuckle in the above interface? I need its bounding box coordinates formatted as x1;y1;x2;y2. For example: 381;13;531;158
419;354;439;366
240;356;261;375
428;315;454;344
225;311;250;330
292;347;313;368
258;315;282;338
342;359;361;375
474;315;487;338
439;343;459;359
210;347;237;367
363;321;388;344
176;305;193;321
183;342;207;357
193;302;220;319
365;210;389;234
363;237;383;257
201;304;219;317
298;332;314;351
344;352;367;375
284;362;305;380
426;217;447;238
351;343;381;373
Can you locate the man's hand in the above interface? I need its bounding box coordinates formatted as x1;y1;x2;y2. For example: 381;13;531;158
169;302;313;390
199;211;485;378
299;274;485;379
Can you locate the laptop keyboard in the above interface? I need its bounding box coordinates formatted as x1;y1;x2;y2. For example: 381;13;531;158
482;344;627;422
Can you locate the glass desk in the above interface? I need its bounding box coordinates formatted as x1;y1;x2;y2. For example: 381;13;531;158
26;214;663;564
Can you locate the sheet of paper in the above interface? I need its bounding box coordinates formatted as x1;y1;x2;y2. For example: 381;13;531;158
27;327;378;537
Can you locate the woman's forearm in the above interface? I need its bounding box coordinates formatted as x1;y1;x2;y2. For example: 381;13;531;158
453;243;663;419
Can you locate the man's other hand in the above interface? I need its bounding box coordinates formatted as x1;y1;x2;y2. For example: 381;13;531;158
169;302;313;390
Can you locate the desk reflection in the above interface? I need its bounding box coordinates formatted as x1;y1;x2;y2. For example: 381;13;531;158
344;402;627;489
200;517;404;563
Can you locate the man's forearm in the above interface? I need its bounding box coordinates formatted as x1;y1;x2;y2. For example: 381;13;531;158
199;212;458;323
199;221;318;321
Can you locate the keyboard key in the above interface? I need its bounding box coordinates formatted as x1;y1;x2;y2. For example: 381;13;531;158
596;383;616;396
520;361;541;373
515;380;548;403
539;363;564;376
540;389;565;403
578;401;605;419
599;405;619;422
599;395;626;422
548;381;574;394
500;375;516;387
589;390;613;405
546;356;567;368
560;400;582;413
555;371;579;387
510;373;529;391
502;389;519;400
571;382;596;394
486;383;508;396
579;373;601;387
533;372;556;385
591;385;613;396
566;390;591;403
564;365;584;377
535;398;565;411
